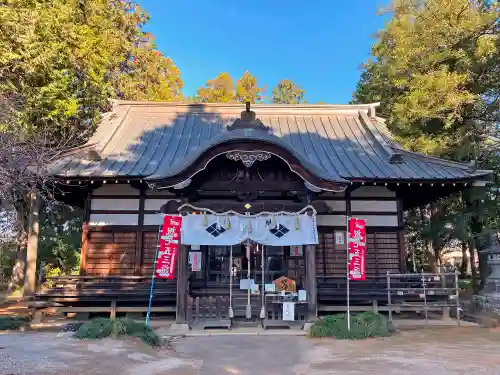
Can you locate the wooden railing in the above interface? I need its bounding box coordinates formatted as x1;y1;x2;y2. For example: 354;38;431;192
187;296;231;329
317;274;450;303
37;275;176;302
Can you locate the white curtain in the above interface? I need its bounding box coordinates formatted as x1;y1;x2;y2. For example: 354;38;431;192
181;214;318;246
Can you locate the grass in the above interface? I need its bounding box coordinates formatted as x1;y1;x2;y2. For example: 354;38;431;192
0;316;29;330
74;318;163;347
308;312;391;339
459;278;472;291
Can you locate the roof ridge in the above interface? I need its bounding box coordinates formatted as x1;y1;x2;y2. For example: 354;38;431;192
110;99;381;113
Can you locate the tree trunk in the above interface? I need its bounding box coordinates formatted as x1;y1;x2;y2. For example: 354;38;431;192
5;203;28;298
468;240;479;291
460;240;468;276
23;190;41;297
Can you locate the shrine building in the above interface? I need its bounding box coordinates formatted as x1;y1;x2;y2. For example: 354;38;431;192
38;101;490;328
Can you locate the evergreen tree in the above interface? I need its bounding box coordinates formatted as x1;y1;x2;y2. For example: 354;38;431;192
353;0;500;287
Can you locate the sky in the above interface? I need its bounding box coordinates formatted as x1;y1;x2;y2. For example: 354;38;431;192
138;0;388;104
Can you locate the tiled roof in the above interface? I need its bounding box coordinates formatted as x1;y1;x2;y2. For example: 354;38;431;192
48;101;491;183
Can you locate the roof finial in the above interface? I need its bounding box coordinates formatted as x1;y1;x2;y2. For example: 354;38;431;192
245;102;251;112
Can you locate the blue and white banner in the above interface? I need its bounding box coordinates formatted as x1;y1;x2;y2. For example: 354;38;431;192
180;214;318;246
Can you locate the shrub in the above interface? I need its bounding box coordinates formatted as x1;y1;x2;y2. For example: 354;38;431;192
74;318;163;346
309;312;391;339
74;317;113;340
0;316;29;330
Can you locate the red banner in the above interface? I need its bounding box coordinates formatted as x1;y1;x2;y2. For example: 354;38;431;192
155;215;183;279
348;218;367;281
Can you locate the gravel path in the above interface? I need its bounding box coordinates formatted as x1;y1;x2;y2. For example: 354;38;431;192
0;327;499;374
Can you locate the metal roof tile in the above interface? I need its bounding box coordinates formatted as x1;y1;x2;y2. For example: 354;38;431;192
49;101;491;183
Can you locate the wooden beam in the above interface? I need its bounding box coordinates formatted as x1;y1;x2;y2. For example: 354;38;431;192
176;244;188;324
80;225;89;276
134;189;146;275
161;200;330;214
80;189;91;276
305;244;317;320
24;190;41;297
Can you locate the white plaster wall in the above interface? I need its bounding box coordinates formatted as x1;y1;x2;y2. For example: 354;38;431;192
91;184;139;196
90;198;139;211
144;199;179;212
350;186;396;198
324;201;347;212
316;214;398;227
88;213;138;226
143;213;164;226
350;200;397;212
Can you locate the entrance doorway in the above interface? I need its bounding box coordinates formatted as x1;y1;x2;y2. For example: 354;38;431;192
200;242;305;319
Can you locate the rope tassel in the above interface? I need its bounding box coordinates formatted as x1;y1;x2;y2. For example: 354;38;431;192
294;215;300;231
202;211;208;226
224;214;231;229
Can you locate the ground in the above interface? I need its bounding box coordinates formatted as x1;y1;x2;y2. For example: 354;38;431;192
0;327;499;375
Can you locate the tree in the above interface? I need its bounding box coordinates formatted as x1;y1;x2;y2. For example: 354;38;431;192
353;0;500;286
0;0;184;136
272;80;307;104
235;71;264;103
0;0;184;292
195;72;235;103
353;0;499;156
117;44;183;102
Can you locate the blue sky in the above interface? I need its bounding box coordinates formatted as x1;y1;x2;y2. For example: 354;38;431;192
139;1;388;104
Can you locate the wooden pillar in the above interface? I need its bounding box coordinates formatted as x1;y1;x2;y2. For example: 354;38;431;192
80;188;91;276
176;244;188;324
23;190;41;297
80;224;89;276
305;244;317;320
134;189;146;275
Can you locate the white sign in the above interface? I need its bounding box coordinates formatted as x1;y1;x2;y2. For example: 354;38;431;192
240;279;255;290
298;290;307;301
335;231;345;245
265;283;276;292
282;302;295;321
189;251;202;271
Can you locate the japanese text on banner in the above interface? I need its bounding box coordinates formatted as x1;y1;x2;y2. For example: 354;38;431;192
155;215;182;279
348;218;366;281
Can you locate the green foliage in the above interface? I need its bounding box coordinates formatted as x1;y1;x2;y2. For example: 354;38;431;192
353;0;500;284
0;240;16;283
74;318;163;347
272;80;307;104
353;0;499;155
195;72;236;103
38;203;83;275
0;316;29;330
0;0;183;136
309;312;391;339
74;317;114;340
195;71;264;104
235;71;264;103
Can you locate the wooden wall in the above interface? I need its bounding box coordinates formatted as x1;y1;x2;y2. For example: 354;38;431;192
86;232;137;275
315;231;400;278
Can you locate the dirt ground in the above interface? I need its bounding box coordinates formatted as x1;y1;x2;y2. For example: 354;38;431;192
0;327;499;375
